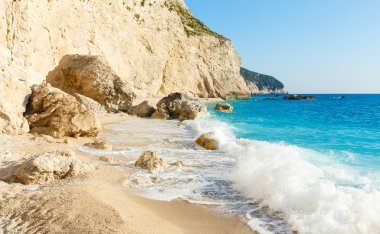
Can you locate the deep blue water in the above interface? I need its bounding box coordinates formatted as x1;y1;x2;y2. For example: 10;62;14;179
208;94;380;169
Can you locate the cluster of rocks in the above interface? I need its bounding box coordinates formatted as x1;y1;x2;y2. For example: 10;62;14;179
1;54;209;139
12;55;133;139
151;93;207;121
127;92;208;121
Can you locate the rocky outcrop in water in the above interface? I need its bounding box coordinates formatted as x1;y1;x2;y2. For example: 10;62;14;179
240;67;287;94
284;95;316;100
153;93;207;121
25;83;101;139
215;103;233;113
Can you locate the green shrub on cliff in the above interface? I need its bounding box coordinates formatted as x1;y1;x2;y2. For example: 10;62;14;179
165;1;228;41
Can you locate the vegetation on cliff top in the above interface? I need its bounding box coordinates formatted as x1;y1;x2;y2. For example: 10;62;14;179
240;67;285;91
165;1;228;41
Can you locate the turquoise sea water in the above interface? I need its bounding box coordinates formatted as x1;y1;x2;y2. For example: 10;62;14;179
84;94;380;233
208;94;380;170
200;94;380;233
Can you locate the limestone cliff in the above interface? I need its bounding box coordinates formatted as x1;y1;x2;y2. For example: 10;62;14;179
0;0;248;134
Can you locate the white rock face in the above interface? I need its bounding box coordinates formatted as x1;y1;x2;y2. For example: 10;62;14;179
0;0;248;134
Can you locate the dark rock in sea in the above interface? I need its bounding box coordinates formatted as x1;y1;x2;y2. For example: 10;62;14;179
284;95;316;100
263;98;276;101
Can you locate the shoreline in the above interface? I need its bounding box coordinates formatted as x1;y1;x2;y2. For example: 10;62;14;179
0;113;255;234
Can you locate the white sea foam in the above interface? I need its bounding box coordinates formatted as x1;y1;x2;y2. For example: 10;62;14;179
184;118;380;234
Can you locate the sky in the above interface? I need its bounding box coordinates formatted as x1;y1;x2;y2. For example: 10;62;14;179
185;0;380;94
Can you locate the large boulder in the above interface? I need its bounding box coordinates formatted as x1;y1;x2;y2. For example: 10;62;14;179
215;103;233;113
195;132;219;150
1;151;94;185
75;94;107;114
152;93;207;120
25;83;101;139
178;102;208;121
46;55;136;112
127;101;156;118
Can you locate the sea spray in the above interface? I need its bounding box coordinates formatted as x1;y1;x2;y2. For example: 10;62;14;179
185;118;380;233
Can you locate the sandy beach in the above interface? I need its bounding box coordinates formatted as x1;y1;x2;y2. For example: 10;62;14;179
0;114;254;234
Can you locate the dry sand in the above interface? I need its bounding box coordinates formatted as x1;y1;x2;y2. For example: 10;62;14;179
0;114;255;234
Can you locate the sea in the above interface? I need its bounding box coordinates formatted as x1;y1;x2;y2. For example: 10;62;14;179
80;94;380;234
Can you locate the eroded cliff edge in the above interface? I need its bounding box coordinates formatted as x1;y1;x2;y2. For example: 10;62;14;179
0;0;250;134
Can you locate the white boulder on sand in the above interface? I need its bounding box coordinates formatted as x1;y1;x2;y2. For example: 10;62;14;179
25;83;102;139
47;55;136;112
0;151;94;185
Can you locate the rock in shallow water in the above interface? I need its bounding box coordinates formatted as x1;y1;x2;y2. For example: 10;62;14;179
85;140;112;150
25;83;102;139
135;151;183;173
195;132;219;150
215;103;233;113
135;151;167;173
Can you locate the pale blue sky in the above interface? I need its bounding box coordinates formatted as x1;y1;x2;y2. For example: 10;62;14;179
185;0;380;94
